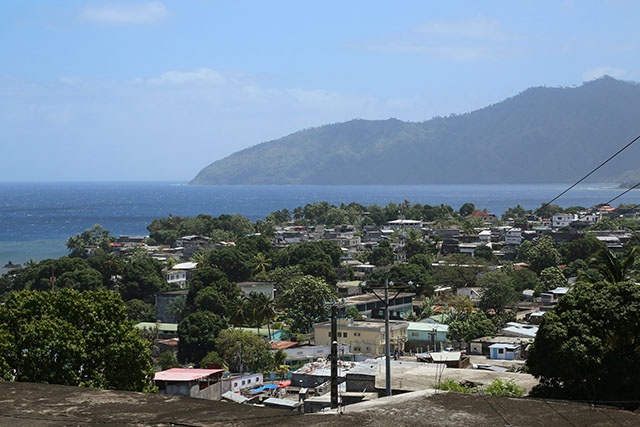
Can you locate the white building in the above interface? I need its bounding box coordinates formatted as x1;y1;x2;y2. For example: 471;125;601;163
505;228;523;246
552;213;576;228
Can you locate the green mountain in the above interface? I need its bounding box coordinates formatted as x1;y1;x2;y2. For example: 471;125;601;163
190;76;640;185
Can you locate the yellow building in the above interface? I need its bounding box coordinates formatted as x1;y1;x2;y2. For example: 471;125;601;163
313;318;408;358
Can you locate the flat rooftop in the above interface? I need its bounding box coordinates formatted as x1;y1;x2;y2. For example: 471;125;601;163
2;381;640;426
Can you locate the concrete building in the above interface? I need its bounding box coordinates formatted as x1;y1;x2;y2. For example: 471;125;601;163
406;322;449;352
313;318;409;358
489;343;521;360
338;292;414;319
154;368;224;400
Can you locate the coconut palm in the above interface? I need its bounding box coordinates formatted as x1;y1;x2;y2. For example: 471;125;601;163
246;292;276;340
191;252;208;268
252;252;271;280
228;295;249;327
167;295;187;321
589;247;637;283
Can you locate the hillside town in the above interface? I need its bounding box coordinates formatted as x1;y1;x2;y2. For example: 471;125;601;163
1;200;640;418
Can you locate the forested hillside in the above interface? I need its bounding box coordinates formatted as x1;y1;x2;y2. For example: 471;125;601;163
191;76;640;185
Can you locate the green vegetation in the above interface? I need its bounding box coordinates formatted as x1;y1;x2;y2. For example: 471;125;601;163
0;288;154;392
527;278;640;408
190;77;640;185
436;378;525;397
2;194;640;403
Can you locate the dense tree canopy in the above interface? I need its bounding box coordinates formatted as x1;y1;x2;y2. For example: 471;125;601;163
214;329;273;373
477;269;518;315
447;311;496;343
279;275;336;334
177;311;228;364
0;289;154;392
66;224;115;258
527;281;640;407
519;235;562;274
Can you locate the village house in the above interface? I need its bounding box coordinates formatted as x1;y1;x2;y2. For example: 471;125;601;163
489;343;521;360
154;368;224;400
165;261;197;288
384;218;423;231
313;318;409;359
504;227;523;246
338;292;414;319
468;210;499;224
552;213;576;228
469;336;533;358
405;321;450;353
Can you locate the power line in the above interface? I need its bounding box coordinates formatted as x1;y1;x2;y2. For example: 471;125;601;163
541;133;640;209
601;181;640;207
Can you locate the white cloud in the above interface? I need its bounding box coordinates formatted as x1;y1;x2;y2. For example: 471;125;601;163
354;16;520;61
417;17;514;41
582;66;626;81
78;2;169;25
146;68;228;85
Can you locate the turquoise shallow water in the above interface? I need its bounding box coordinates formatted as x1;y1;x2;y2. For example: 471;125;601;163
0;181;636;269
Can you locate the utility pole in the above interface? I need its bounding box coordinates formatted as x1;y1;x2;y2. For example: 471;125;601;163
330;304;338;409
384;279;391;397
362;279;415;398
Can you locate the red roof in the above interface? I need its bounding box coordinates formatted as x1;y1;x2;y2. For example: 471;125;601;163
154;368;224;382
270;341;298;350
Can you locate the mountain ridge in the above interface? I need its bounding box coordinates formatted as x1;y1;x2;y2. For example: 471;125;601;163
190;76;640;185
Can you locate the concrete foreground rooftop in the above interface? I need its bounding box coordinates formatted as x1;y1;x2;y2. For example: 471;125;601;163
1;381;639;426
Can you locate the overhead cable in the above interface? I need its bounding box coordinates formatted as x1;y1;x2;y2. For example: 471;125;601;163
541;133;640;209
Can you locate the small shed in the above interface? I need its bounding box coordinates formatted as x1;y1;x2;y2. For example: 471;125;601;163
154;368;224;399
489;343;520;360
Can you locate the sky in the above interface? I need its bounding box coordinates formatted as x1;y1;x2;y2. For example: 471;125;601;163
2;0;640;182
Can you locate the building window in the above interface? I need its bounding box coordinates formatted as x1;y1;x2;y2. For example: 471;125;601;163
343;332;348;338
498;348;504;355
411;332;419;337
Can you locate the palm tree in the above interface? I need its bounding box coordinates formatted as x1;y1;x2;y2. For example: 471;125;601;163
246;292;276;340
252;252;271;280
589;247;637;283
191;252;208;268
228;295;249;327
167;295;187;322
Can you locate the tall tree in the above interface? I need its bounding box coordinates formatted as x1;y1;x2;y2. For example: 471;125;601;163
524;235;562;274
215;328;273;373
478;269;518;315
0;289;154;392
246;292;276;340
279;275;336;334
66;224;115;258
527;280;640;407
177;311;228;364
588;247;637;284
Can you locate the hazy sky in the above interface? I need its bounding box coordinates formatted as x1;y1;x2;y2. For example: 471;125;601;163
2;1;640;182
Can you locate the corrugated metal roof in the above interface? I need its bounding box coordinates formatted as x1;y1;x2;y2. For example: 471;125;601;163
154;368;224;382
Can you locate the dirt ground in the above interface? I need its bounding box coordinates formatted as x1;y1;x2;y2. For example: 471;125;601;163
1;381;640;427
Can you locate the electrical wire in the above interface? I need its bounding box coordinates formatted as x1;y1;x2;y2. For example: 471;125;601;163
601;181;640;207
540;133;640;209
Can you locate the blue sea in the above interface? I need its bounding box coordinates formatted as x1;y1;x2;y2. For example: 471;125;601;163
0;181;637;271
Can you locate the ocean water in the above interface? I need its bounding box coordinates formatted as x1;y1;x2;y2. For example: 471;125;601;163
0;181;637;270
